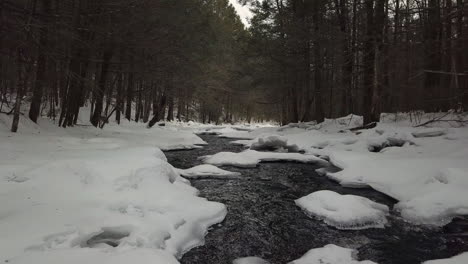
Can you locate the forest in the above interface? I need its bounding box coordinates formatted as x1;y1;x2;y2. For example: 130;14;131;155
1;1;468;263
1;0;467;131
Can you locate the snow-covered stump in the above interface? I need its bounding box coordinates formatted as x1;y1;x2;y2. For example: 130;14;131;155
176;164;241;179
295;190;389;230
289;244;377;264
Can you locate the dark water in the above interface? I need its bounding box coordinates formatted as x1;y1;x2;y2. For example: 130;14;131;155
164;135;468;264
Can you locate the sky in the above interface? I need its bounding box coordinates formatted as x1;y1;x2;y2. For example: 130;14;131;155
228;0;253;27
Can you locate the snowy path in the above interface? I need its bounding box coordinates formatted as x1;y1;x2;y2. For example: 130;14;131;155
165;135;468;264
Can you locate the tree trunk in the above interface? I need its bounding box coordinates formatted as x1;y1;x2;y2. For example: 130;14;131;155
116;72;123;124
91;48;113;127
125;71;134;121
29;0;51;123
370;0;387;121
167;95;174;121
11;48;24;133
423;0;442;111
313;0;324;123
362;0;376;124
336;0;352;115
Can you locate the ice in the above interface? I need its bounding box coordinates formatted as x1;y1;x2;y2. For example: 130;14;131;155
177;164;241;179
295;190;389;230
422;252;468;264
201;150;328;168
289;244;377;264
233;256;271;264
250;134;300;152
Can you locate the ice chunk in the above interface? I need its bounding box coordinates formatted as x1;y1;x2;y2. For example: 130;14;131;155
201;150;328;168
295;190;389;230
422;252;468;264
289;244;377;264
177;164;241;179
233;256;271;264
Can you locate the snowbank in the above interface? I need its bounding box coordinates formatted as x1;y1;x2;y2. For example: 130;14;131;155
201;150;328;168
0;116;225;264
233;256;271;264
422;252;468;264
177;164;241;179
289;244;376;264
295;190;389;230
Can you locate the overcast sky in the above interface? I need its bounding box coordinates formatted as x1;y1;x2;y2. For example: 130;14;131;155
228;0;253;27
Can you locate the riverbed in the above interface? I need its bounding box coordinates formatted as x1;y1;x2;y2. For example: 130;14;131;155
164;135;467;264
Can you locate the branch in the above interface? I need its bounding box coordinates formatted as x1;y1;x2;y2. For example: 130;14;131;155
413;111;456;127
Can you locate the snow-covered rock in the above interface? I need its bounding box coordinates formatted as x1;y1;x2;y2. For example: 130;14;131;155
422;252;468;264
289;244;377;264
295;190;389;230
250;135;300;152
177;164;241;179
201;150;328;168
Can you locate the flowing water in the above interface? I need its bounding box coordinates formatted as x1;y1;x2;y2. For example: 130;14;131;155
164;135;468;264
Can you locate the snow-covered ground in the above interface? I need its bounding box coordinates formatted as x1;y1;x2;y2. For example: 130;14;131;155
2;110;467;264
210;113;468;227
0;114;225;264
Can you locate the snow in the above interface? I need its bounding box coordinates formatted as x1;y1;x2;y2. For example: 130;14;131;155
422;252;468;264
412;127;447;138
289;244;377;264
248;134;300;152
7;249;181;264
295;190;389;230
2;107;468;262
201;150;329;168
177;164;241;179
221;112;468;226
0;114;225;264
233;256;271;264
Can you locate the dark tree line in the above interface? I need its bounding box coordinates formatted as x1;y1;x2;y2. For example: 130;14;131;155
1;0;254;132
1;0;467;132
244;0;468;124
